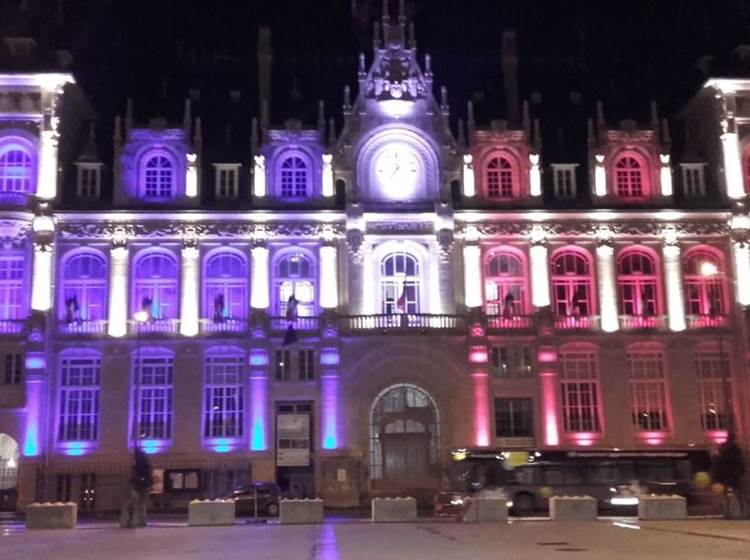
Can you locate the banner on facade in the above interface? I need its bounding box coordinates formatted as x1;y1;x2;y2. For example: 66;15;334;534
276;414;310;467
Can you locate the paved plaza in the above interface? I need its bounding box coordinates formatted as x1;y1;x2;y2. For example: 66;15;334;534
2;518;750;559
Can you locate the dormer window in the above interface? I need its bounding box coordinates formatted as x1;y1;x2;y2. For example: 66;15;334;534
279;155;309;198
613;153;649;199
76;163;102;198
214;164;240;199
484;154;518;199
552;164;577;199
681;163;706;197
142;152;175;198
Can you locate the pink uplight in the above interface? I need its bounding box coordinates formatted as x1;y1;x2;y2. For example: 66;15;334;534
639;431;666;446
468;346;488;364
540;371;560;446
472;373;490;447
707;430;729;445
571;432;599;447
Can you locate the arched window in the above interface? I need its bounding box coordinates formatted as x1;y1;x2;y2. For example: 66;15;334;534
617;248;661;318
380;250;421;314
61;252;107;323
550;248;595;320
0;146;32;193
614;154;647;198
0;254;25;320
484;249;527;316
142;153;175;198
683;248;727;319
133;251;178;320
274;251;315;317
204;251;248;322
279;155;309;198
484;155;516;198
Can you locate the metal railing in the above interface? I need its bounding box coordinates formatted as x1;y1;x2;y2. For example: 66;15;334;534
485;315;534;330
0;320;25;334
339;313;466;331
58;319;108;335
618;315;667;331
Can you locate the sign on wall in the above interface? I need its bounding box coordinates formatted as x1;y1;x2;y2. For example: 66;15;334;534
276;414;310;467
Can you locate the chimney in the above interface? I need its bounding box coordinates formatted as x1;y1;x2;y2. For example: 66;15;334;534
501;30;520;127
257;27;273;124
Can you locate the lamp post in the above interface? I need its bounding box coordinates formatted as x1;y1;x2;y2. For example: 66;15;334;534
132;310;150;449
699;261;735;439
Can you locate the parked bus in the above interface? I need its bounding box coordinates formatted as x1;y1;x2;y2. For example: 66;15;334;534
448;449;715;515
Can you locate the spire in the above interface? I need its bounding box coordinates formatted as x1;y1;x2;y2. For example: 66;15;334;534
183;98;191;134
317;100;325;139
662;118;671;149
251;117;259;154
113;115;122;149
125;98;133;136
595;100;605;132
78;122;100;162
587;117;595;146
650;100;659;131
398;0;406;20
257;26;273;125
343;85;351;110
193;117;202;149
358;52;366;75
373;21;381;50
533;118;541;151
382;0;389;20
522;100;531;137
467;101;475;137
260;98;269;132
408;22;415;48
328;117;336;146
457;118;466;148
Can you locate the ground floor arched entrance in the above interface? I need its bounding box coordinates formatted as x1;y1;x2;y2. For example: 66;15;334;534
369;383;440;490
0;433;19;510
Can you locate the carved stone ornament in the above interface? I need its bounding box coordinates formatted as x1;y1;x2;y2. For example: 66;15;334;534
0;219;31;248
346;229;364;264
366;221;434;235
58;220;346;241
437;229;454;262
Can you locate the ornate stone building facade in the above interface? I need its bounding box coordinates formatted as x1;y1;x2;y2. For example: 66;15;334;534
2;7;750;511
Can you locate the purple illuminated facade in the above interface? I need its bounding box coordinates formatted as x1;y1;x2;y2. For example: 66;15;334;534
3;5;750;513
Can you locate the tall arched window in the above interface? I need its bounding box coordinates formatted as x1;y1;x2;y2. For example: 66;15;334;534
143;153;175;198
484;155;516;198
683;247;727;319
617;248;661;318
274;251;315;317
484;249;527;316
628;343;670;433
614;154;648;198
279;155;309;198
0;146;32;193
0;254;25;320
61;252;107;323
559;345;602;434
550;248;595;321
133;251;178;320
204;251;248;322
380;250;421;314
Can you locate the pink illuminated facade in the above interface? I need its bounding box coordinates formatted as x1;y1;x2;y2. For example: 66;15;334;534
4;6;750;513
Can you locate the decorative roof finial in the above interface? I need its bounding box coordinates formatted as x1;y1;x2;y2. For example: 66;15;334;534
457;118;466;148
328;117;336;146
251;117;259;153
193;116;202;148
183;98;191;133
398;0;406;21
382;0;389;21
317;100;325;138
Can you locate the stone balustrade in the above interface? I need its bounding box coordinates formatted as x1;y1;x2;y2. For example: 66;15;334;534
637;495;687;520
26;502;77;529
188;499;235;526
549;495;597;521
371;497;417;522
279;498;324;524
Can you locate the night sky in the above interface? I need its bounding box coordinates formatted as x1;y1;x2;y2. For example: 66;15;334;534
8;0;750;127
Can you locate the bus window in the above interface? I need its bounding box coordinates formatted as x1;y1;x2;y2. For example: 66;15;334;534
587;464;620;484
513;466;537;485
637;462;674;482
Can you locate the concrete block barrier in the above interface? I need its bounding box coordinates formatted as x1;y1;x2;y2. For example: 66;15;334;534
549;495;597;521
26;502;77;529
462;498;509;523
188;499;236;526
279;499;324;524
371;497;417;522
638;495;687;520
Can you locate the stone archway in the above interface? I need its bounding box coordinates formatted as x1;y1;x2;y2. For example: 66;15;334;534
0;433;19;510
369;384;440;488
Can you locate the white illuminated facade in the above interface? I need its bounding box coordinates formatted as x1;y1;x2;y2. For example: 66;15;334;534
4;12;750;517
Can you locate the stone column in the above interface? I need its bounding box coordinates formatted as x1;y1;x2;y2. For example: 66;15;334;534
596;240;619;332
107;241;129;337
468;325;490;447
462;240;482;309
437;229;455;314
345;229;364;314
319;242;339;310
732;239;750;306
538;345;560;446
250;242;270;311
30;242;53;312
529;229;550;308
179;241;200;336
662;237;686;332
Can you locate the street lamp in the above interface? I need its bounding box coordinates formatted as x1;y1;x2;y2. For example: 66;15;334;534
700;262;735;438
132;310;150;448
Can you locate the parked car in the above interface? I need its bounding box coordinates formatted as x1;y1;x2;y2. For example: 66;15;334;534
224;482;282;516
433;491;467;518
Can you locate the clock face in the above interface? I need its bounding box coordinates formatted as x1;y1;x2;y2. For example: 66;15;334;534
374;145;419;196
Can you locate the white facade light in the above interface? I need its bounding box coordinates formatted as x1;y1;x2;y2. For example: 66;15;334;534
179;245;200;336
722;132;745;199
37;130;58;199
462;154;475;197
31;244;53;311
107;246;129;337
253;155;266;197
185;153;198;198
529;153;542;197
530;246;550;308
659;153;673;197
319;245;339;309
733;241;750;305
596;243;619;332
594;153;607;197
32;215;54;233
463;243;482;308
250;245;270;309
322;153;334;197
